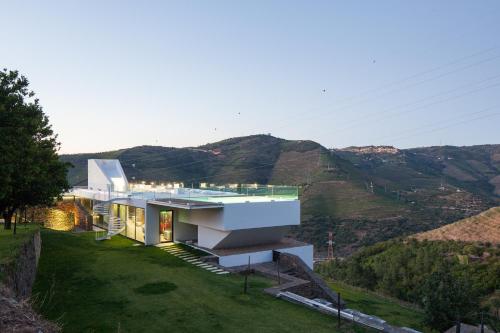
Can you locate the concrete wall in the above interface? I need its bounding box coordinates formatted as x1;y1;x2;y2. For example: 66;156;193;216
145;204;160;245
221;200;300;230
197;225;230;248
212;226;289;249
88;160;111;192
168;200;299;232
218;250;274;267
178;209;224;229
173;220;197;242
88;159;129;192
279;244;314;269
217;244;313;268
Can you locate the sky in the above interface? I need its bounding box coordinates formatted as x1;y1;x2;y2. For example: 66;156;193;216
2;0;500;154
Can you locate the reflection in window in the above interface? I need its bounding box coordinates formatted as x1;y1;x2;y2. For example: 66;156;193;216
136;208;145;242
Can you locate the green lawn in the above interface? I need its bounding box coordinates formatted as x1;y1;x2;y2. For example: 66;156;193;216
0;223;39;280
33;230;365;333
329;281;429;332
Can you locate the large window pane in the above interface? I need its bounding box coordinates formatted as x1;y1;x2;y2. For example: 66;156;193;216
135;208;145;242
119;204;127;236
126;206;136;239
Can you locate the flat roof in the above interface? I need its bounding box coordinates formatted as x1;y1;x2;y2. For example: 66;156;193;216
148;198;223;210
70;185;298;205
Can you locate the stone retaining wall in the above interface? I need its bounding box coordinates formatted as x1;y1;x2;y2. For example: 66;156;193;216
1;229;41;299
278;252;346;308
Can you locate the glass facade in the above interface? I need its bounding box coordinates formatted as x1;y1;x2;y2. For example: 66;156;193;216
159;210;173;242
95;202;145;242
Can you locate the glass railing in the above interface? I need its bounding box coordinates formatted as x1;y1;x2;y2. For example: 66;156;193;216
69;184;299;203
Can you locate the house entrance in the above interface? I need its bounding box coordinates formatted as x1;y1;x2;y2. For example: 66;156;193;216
159;210;173;242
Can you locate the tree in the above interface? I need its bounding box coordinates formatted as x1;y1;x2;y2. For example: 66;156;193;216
0;69;69;231
421;264;478;331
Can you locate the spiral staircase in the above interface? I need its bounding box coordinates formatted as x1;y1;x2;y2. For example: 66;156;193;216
93;201;125;241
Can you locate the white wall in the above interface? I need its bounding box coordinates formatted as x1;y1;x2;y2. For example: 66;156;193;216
217;245;314;269
178;209;224;229
218;250;274;268
171;200;299;232
145;204;160;245
279;245;314;269
212;226;289;249
197;226;230;248
88;160;111;192
221;200;300;230
88;159;129;192
174;220;197;242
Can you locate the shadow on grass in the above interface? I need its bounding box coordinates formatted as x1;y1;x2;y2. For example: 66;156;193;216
133;281;177;295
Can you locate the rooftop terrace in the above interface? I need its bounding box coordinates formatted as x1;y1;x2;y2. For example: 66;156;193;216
69;184;299;204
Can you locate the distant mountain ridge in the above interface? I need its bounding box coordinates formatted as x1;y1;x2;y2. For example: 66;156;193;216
60;135;500;255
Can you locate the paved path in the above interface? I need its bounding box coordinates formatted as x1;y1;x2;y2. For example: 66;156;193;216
155;243;230;275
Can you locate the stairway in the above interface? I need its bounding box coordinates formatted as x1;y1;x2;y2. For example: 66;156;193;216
93;201;125;240
156;244;230;275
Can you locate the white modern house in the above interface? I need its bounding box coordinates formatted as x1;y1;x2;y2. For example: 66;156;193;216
70;159;313;268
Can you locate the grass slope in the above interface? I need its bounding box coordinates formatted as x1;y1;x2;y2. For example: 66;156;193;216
33;230;363;333
328;281;427;331
414;206;500;244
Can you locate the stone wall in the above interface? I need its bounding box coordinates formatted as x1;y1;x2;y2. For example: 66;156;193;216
277;252;346;308
0;229;60;332
27;199;93;231
1;229;41;299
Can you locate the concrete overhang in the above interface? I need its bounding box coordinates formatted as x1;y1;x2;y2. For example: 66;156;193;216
147;198;224;210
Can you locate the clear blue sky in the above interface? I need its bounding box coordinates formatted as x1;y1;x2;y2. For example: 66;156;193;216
2;1;500;153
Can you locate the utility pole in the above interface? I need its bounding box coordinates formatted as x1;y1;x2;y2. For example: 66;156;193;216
480;312;484;333
327;232;334;260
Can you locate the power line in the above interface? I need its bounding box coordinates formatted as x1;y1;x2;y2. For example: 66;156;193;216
330;78;500;137
278;52;500;135
381;112;500;145
372;105;499;143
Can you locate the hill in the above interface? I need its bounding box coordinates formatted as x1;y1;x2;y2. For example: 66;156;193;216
317;238;500;331
60;135;500;256
414;206;500;244
336;144;500;208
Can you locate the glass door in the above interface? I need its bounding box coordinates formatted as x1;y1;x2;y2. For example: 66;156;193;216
159;210;173;242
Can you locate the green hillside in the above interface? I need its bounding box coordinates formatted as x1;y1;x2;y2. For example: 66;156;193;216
317;238;500;331
60;135;500;256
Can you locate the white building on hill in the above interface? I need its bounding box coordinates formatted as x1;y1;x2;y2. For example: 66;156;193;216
69;159;313;268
